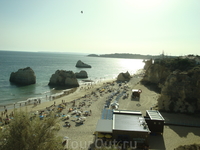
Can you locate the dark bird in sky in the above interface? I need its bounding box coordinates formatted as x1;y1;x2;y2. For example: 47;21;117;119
81;11;83;14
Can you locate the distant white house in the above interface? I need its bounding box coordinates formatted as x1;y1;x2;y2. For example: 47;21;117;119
180;55;200;65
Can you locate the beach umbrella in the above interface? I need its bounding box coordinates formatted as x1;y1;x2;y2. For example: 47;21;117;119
98;133;105;138
84;111;89;115
62;114;66;117
77;110;81;113
105;134;112;138
63;136;69;140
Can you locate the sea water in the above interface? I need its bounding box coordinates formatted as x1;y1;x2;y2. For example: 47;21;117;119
0;51;144;108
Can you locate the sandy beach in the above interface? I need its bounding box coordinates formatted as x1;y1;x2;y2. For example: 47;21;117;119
1;71;200;150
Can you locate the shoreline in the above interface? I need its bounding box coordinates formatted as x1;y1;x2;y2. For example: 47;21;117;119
1;77;117;115
0;77;117;112
1;69;200;149
1;68;145;113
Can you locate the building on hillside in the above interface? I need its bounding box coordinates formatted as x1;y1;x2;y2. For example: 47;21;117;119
195;56;200;64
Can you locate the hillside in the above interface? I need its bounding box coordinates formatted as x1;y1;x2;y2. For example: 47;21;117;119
88;53;176;59
142;56;200;113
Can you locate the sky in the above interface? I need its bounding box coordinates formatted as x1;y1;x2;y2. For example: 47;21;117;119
0;0;200;56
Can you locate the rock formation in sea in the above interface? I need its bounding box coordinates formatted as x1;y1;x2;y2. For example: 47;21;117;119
48;70;79;88
9;67;36;85
117;71;131;82
75;70;88;78
141;56;200;113
75;60;91;68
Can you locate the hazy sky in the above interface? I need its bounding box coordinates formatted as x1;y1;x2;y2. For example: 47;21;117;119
0;0;200;55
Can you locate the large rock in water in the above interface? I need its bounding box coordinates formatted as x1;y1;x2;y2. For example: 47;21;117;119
75;70;88;78
75;60;91;68
117;71;131;82
48;70;79;88
9;67;36;85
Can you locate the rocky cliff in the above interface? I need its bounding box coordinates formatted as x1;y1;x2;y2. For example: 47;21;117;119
142;63;171;85
9;67;36;85
48;70;79;88
142;57;200;113
158;68;200;113
143;59;153;70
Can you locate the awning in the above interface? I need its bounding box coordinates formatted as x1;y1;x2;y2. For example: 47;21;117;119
95;119;112;133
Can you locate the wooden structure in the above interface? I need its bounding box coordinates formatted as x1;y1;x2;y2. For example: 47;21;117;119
145;110;165;134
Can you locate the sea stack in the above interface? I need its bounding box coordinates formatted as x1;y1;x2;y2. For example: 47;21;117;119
48;70;79;88
75;60;91;68
9;67;36;85
75;70;88;78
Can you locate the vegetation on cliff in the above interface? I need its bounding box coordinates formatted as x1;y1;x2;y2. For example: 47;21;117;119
154;57;196;71
142;56;200;113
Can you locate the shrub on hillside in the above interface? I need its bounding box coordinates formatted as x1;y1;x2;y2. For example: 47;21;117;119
156;58;196;71
0;111;63;150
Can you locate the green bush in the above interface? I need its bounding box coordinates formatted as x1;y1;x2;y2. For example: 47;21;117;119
156;57;196;71
0;111;63;150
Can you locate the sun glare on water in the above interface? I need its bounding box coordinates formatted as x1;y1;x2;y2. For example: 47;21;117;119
118;59;144;75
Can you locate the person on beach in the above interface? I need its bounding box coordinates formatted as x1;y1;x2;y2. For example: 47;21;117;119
72;100;75;107
0;117;2;123
90;110;92;116
62;140;67;147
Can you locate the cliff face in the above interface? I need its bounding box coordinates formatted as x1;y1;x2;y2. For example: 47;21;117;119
143;59;153;70
142;57;200;113
158;68;200;113
142;63;171;85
